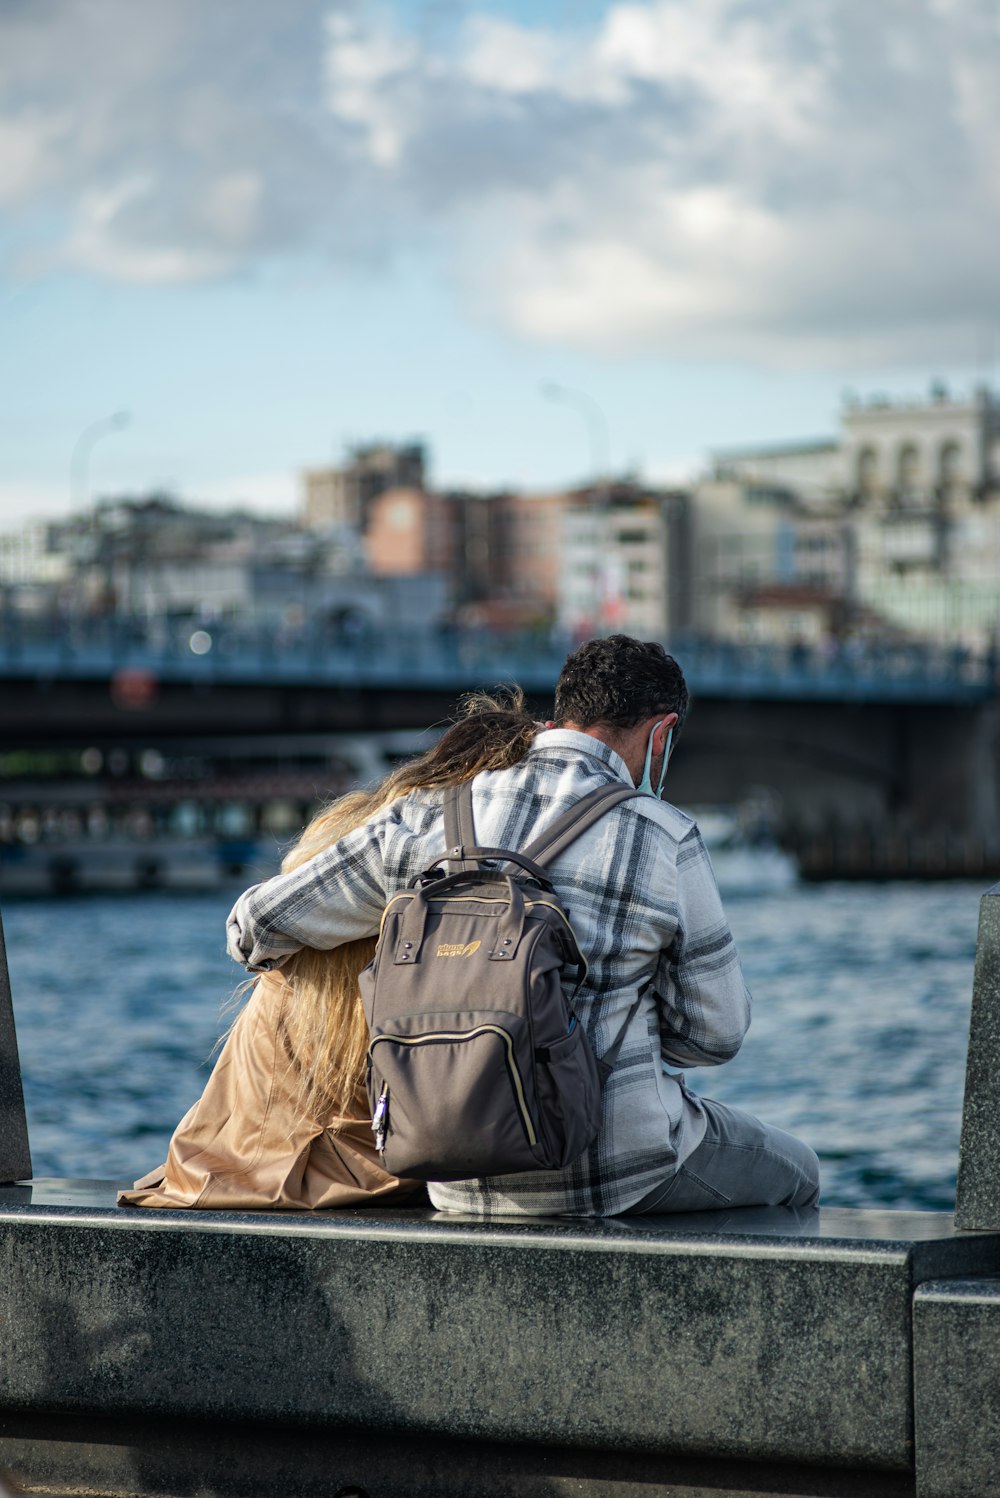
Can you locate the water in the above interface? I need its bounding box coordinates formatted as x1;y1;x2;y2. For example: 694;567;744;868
2;879;983;1210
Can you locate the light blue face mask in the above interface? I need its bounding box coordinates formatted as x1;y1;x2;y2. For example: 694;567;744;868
637;720;674;798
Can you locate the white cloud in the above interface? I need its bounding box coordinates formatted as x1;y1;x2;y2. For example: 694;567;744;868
202;171;265;245
0;109;70;202
321;0;1000;365
461;17;564;97
1;0;998;367
324;10;423;166
65;176;237;283
488;179;786;352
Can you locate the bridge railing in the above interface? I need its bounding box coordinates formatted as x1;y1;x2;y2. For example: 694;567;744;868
0;618;995;701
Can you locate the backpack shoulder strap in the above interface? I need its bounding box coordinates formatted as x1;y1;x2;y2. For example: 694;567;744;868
442;782;479;873
596;983;649;1081
440;778;649;1081
523;784;645;867
526;782;650;1082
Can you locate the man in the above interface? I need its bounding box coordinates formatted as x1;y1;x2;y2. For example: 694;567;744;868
227;634;819;1217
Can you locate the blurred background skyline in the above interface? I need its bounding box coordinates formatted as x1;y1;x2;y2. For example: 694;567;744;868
3;0;1000;524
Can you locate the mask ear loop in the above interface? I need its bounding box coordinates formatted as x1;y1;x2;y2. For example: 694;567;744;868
655;727;674;797
638;720;665;796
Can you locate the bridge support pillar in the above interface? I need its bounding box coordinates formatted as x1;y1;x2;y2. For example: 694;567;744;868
904;702;1000;840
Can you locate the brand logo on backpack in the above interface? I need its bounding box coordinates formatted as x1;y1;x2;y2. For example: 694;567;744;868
436;940;482;958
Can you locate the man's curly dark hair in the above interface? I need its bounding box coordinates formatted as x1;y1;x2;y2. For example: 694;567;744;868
554;635;689;738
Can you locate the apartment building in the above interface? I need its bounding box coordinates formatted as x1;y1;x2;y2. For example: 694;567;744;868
555;484;689;639
363;486;456;580
303;443;427;530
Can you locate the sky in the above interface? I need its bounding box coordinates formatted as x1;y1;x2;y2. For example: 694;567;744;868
1;0;999;526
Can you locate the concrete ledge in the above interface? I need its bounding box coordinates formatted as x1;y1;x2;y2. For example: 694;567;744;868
913;1277;1000;1498
0;1410;917;1498
3;1182;1000;1479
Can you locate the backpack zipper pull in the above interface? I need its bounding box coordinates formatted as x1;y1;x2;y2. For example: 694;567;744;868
372;1084;389;1154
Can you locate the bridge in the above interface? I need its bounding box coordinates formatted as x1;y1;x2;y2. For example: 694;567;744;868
0;622;994;719
1;624;998;876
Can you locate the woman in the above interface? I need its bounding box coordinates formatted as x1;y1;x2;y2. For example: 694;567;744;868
119;694;538;1211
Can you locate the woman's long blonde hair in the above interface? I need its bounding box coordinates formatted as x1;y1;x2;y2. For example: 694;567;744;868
275;689;538;1121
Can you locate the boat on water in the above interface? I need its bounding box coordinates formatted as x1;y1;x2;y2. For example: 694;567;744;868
689;807;799;897
0;834;265;896
0;809;799;900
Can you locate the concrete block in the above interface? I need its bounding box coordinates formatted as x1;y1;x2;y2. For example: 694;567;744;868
914;1277;1000;1498
0;914;30;1185
955;882;1000;1228
2;1183;1000;1474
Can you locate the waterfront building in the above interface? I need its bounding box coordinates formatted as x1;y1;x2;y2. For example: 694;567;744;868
554;482;689;639
699;382;1000;649
687;476;798;640
500;491;567;619
303;446;529;624
302;442;427;530
304;445;694;636
710;437;843;507
363;485;456;581
0;491;444;637
0;519;73;611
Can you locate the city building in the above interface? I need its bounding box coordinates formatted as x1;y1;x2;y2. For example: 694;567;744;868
0;519;73;609
0;491;446;638
499;490;571;622
710;438;842;507
7;385;996;654
687;476;799;639
699;382;1000;649
364;486;455;581
302;443;427;530
302;442;695;635
555;483;689;640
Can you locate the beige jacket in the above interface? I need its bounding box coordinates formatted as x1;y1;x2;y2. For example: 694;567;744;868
118;972;424;1211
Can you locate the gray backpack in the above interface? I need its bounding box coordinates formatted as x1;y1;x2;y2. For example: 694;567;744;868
359;780;644;1182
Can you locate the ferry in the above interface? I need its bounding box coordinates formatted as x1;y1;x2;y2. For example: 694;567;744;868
0;734;798;897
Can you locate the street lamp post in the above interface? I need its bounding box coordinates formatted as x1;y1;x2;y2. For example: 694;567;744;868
540;381;610;483
70;410;131;513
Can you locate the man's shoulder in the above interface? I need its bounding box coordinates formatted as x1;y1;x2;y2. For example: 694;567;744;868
474;751;697;829
627;794;697;844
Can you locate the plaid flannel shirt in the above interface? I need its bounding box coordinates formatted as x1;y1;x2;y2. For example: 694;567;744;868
227;729;752;1217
